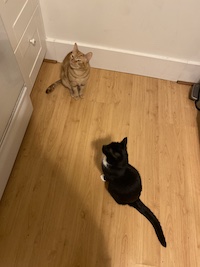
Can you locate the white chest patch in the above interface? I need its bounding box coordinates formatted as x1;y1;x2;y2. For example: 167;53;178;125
103;156;110;168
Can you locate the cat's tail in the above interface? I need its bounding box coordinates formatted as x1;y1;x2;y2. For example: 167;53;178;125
129;199;167;247
46;79;62;94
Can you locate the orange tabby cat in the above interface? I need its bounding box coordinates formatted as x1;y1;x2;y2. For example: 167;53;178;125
46;43;92;99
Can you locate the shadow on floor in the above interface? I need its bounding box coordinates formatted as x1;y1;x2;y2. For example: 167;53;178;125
0;141;112;267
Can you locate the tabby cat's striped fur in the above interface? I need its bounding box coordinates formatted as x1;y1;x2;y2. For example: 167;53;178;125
46;43;92;99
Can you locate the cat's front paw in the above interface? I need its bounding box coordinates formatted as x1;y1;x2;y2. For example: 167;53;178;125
79;94;84;99
100;174;106;182
71;94;79;100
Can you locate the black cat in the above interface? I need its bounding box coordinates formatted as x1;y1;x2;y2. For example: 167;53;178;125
101;137;167;247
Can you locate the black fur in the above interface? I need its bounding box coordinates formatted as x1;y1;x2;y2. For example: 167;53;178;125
102;137;167;247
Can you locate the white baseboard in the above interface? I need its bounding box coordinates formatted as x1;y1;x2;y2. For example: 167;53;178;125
45;38;200;82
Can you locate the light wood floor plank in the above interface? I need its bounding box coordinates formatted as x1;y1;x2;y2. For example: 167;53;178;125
0;62;199;267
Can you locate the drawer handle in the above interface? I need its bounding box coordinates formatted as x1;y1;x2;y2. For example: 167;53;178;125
29;38;36;46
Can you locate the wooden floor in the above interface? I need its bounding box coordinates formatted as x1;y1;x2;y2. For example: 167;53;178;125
0;62;200;267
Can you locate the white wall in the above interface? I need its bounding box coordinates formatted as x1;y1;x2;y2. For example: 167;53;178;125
39;0;200;82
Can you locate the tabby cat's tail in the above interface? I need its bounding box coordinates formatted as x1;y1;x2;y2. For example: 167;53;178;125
46;79;61;94
129;199;167;247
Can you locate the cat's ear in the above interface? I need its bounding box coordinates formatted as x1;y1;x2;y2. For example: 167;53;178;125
121;137;127;148
85;52;93;62
73;43;78;53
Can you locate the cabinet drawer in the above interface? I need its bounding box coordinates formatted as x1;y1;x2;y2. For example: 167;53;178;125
0;0;38;50
13;0;38;43
15;5;46;89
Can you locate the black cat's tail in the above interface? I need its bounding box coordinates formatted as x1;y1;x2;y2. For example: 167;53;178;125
46;79;61;94
129;199;167;247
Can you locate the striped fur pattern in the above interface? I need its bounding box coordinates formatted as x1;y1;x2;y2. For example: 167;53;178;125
46;43;93;99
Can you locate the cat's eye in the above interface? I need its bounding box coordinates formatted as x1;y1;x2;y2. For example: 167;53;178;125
114;152;121;158
109;148;120;157
109;148;113;154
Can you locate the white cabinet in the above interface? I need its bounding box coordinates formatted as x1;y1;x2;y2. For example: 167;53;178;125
0;1;46;199
0;0;46;93
0;15;33;200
